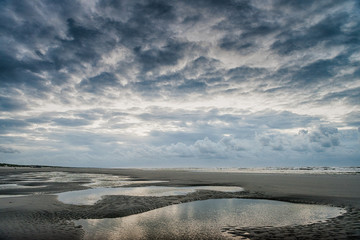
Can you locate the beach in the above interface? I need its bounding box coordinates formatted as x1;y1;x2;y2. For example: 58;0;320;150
0;167;359;239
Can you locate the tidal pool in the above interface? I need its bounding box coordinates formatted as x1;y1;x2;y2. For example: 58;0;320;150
0;184;45;189
75;198;345;240
0;172;131;186
0;183;47;198
57;186;244;205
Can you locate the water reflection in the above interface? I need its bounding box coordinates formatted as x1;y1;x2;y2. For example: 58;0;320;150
75;199;345;240
0;172;131;185
0;183;47;198
57;186;243;205
0;172;167;199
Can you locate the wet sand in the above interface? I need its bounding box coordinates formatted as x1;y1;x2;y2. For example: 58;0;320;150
0;167;359;239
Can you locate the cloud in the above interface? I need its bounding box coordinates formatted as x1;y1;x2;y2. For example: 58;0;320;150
247;111;318;129
0;146;20;154
79;72;120;93
134;40;189;73
218;37;256;54
162;135;247;160
344;112;360;127
0;0;359;167
271;1;359;55
227;66;267;81
0;96;27;112
52;118;91;127
321;87;360;105
256;125;343;154
0;119;29;133
306;126;340;150
258;135;285;151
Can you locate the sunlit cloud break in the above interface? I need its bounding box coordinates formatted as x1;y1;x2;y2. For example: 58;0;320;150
0;0;359;167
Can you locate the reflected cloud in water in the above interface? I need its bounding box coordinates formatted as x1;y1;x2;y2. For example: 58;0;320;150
0;172;130;186
75;199;345;240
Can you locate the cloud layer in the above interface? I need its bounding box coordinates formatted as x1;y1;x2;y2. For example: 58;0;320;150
0;0;359;167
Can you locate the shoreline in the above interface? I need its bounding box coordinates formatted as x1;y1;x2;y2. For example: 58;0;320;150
0;167;359;239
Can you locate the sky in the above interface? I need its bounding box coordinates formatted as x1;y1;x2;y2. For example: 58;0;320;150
0;0;359;168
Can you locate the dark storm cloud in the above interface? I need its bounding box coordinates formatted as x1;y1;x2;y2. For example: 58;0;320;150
131;56;225;97
0;1;61;47
97;0;123;10
291;56;346;86
79;72;120;93
183;57;223;76
53;18;105;65
270;0;360;55
100;0;182;73
0;49;51;91
0;96;27;112
271;12;357;55
131;56;272;98
1;0;354;99
134;40;189;73
320;87;360;105
218;37;255;54
1;0;118;93
264;52;359;97
0;0;84;90
227;66;267;82
1;0;192;98
201;0;259;29
197;0;281;54
1;0;358;97
136;0;175;21
274;0;317;8
177;79;207;92
44;18;120;76
216;14;279;53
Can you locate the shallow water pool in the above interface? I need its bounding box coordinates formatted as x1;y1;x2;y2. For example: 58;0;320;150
75;198;345;240
57;186;244;205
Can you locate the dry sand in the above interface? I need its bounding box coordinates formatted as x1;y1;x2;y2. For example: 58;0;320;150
0;167;359;239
